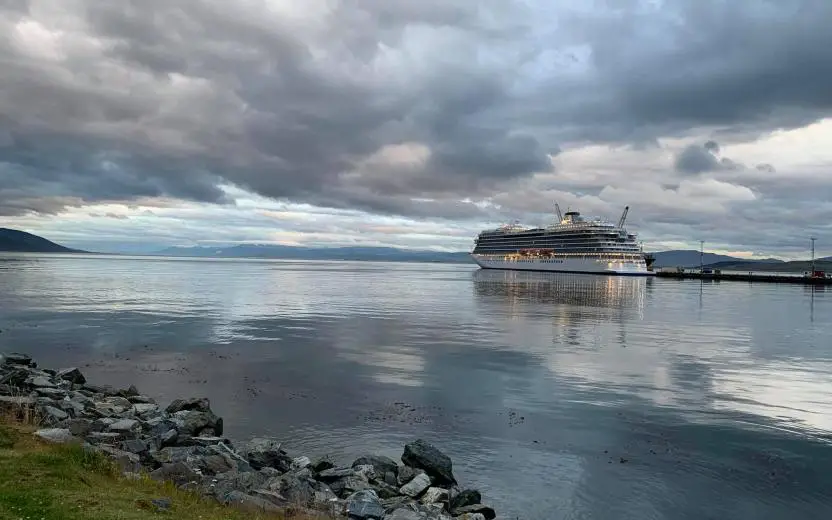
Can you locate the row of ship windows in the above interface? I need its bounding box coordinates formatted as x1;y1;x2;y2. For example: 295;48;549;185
478;239;633;246
476;239;636;246
502;259;565;263
479;232;633;240
475;239;636;247
482;228;622;235
474;252;644;262
475;248;640;253
475;245;640;251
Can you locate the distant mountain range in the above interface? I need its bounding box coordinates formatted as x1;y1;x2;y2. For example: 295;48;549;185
2;228;829;271
153;244;472;263
649;249;832;272
0;228;84;253
648;250;784;268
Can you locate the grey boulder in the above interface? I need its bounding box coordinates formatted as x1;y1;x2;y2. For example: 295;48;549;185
220;490;283;513
452;504;496;520
149;462;200;486
346;489;385;519
352;454;398;477
240;438;292;471
450;489;482;511
165;397;211;414
33;428;75;444
400;473;431;498
57;367;86;384
171;410;223;437
401;440;456;487
3;353;33;366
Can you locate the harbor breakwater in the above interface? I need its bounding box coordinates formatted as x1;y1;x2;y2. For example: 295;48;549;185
0;352;496;520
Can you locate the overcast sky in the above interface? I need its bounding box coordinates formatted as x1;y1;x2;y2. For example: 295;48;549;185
2;0;832;257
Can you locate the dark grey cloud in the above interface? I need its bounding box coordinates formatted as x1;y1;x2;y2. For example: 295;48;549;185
0;0;831;238
674;141;749;174
675;144;722;174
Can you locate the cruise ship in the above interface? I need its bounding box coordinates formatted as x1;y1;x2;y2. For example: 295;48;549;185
470;205;654;276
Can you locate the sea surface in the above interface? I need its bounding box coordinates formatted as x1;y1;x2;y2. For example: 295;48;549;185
2;253;832;520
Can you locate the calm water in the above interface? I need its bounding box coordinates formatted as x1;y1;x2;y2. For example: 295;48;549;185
2;253;832;519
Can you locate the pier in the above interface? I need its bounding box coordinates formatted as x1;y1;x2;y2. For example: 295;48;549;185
654;269;832;285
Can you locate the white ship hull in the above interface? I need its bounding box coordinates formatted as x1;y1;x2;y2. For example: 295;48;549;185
471;254;653;276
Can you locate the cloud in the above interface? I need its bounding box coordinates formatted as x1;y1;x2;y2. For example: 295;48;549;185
674;144;722;174
2;1;832;217
1;1;832;256
674;140;747;174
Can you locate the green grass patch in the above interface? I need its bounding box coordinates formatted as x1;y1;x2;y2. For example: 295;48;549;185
0;423;330;520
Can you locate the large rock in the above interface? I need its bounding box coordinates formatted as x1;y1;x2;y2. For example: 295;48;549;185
346;489;385;520
311;482;339;507
401;440;456;487
171;410;223;437
209;471;268;498
384;508;428;520
94;445;142;473
311;455;335;473
0;369;29;387
66;418;94;437
353;464;376;482
450;489;481;511
58;398;86;417
81;383;118;396
149;462;200;486
220;491;282;513
120;439;148;455
132;403;159;416
264;474;315;506
95;397;132;415
397;465;420;487
381;496;414;514
2;353;33;366
352;454;398;477
28;376;56;388
108;419;140;434
330;474;372;498
198;455;234;475
56;367;86;385
452;504;496;520
371;480;400;500
119;384;140;398
151;446;209;465
240;438;292;471
318;467;356;481
86;432;124;445
399;473;431;498
165;397;211;414
127;394;156;404
35;388;67;399
291;455;311;470
42;405;68;422
33;428;74;444
420;487;449;506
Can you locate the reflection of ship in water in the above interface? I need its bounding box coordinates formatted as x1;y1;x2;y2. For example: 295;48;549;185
472;269;647;310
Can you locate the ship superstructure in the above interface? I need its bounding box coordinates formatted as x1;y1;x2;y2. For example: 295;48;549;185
470;205;652;276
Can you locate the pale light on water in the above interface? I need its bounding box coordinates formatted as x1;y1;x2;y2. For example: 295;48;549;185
2;253;832;519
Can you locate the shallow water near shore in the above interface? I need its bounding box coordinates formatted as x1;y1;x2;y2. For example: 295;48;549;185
2;253;832;520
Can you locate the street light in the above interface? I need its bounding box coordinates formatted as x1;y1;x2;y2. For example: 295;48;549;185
700;240;704;273
811;237;817;274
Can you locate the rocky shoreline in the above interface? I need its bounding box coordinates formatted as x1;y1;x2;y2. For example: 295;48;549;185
0;353;496;520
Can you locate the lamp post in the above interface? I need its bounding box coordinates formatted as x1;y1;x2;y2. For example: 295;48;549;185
811;237;816;274
700;240;704;273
